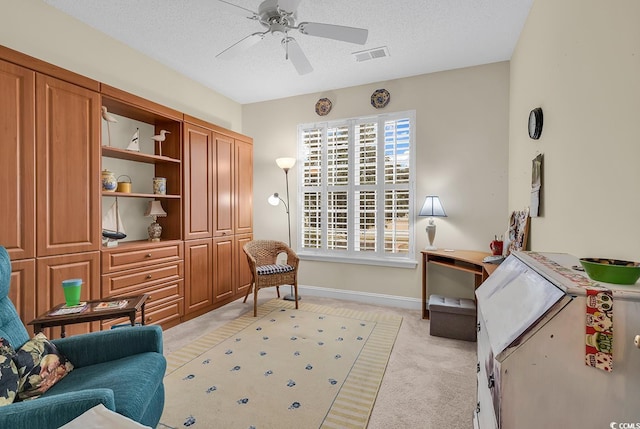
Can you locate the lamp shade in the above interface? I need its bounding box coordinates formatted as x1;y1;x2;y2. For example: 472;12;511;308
144;200;167;217
419;196;447;217
276;157;296;170
268;193;281;206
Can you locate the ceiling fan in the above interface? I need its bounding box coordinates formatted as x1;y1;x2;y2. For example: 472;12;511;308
216;0;369;75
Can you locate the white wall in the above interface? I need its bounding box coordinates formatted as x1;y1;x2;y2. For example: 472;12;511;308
243;63;510;300
509;0;640;259
0;0;242;131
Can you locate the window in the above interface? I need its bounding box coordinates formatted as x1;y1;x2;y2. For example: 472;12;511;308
297;110;416;267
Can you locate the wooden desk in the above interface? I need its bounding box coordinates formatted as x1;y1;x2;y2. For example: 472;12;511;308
29;294;148;338
421;249;494;319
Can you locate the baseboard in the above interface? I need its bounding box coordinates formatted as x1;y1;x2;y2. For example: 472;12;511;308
295;284;422;310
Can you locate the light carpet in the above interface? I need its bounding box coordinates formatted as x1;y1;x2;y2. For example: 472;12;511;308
158;298;402;429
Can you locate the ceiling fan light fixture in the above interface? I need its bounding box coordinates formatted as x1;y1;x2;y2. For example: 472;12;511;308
216;0;368;75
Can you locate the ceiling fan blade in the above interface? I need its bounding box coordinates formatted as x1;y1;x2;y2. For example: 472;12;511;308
216;0;258;19
298;22;368;45
216;33;265;59
282;37;313;75
277;0;302;14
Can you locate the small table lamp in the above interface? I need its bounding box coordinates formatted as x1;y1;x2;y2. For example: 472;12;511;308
144;200;167;242
419;196;447;250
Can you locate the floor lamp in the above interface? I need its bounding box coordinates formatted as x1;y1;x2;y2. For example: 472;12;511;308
268;156;300;301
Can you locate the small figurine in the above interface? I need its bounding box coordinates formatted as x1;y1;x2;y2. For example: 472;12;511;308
152;130;171;156
101;106;118;147
126;128;140;152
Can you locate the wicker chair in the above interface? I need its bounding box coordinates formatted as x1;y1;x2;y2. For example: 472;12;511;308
243;240;299;316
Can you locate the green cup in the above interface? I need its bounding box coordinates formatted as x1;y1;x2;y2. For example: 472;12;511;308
62;279;82;307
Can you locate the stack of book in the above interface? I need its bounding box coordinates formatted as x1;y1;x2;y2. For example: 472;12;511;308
49;302;88;316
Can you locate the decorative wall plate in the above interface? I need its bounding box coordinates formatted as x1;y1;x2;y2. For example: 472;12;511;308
371;89;390;109
315;98;332;116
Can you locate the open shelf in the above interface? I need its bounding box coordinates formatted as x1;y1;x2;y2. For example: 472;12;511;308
102;191;180;199
102;146;180;164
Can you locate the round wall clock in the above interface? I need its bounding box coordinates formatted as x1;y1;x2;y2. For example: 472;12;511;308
528;107;543;139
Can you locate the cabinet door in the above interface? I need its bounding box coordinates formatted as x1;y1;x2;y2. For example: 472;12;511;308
36;251;100;338
235;139;253;235
213;133;234;237
36;74;100;257
213;236;234;302
0;60;35;260
184;123;213;240
184;239;213;314
9;258;36;335
234;233;253;297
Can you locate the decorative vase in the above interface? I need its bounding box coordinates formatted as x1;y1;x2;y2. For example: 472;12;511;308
102;169;117;192
153;177;166;195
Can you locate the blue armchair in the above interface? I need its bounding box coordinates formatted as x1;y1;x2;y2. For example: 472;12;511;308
0;246;166;428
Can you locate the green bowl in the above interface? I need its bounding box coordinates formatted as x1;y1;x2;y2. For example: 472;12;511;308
579;258;640;285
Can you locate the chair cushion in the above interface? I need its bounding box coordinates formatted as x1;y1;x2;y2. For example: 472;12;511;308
43;352;166;422
0;337;19;406
13;332;74;400
256;264;294;275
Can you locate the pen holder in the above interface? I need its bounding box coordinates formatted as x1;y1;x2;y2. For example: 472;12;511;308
490;240;503;256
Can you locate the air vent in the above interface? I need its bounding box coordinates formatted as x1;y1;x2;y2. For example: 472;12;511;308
352;46;390;62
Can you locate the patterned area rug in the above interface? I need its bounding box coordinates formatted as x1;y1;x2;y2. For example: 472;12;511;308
158;299;402;429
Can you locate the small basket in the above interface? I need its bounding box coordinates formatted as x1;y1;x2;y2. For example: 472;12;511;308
116;175;132;193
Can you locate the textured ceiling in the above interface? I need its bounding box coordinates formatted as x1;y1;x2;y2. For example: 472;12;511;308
44;0;533;104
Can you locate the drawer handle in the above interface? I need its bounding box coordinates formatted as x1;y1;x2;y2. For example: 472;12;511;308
476;362;480;373
477;322;481;332
145;253;152;258
146;316;153;322
487;374;495;389
476;402;480;414
146;274;152;279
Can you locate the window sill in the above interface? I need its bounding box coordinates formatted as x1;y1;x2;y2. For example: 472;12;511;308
298;252;418;269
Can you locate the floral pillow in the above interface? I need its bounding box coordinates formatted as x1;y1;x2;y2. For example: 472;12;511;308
12;333;74;400
0;338;19;406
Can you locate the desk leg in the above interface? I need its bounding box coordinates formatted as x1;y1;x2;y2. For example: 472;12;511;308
141;302;146;326
60;325;66;338
422;253;429;320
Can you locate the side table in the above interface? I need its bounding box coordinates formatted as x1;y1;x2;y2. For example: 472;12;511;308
29;294;149;338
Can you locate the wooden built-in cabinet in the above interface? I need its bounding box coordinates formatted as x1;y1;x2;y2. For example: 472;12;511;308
182;116;254;321
0;59;35;261
213;236;234;302
1;47;103;338
234;139;253;235
36;251;101;338
8;259;36;334
0;45;253;336
36;74;101;257
101;241;184;330
184;239;214;315
183;123;214;240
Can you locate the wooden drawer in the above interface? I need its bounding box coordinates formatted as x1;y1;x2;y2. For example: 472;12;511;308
101;241;183;273
101;296;183;330
143;298;183;326
107;280;183;309
102;261;183;296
